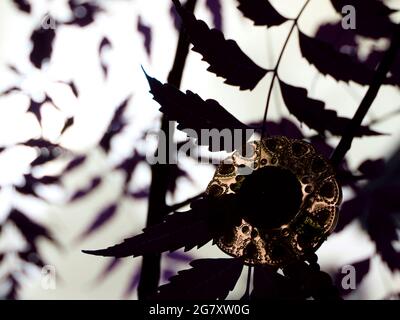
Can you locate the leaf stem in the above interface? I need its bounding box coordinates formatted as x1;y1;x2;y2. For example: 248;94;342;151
330;24;400;168
138;0;198;300
261;0;311;138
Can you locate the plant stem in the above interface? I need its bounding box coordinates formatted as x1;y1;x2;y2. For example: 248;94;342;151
330;24;400;168
138;0;198;300
261;0;311;138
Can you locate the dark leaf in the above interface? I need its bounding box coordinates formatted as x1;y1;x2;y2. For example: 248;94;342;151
0;86;21;97
19;248;46;268
116;151;146;187
283;261;340;300
79;204;118;240
247;118;304;139
166;251;193;263
144;71;251;152
336;148;400;270
96;257;122;281
152;258;243;300
167;165;190;193
29;21;56;69
169;2;181;31
299;30;382;85
173;0;268;90
82;202;213;257
64;81;79;97
368;208;400;271
236;0;288;27
358;158;386;180
128;187;149;199
7;65;22;75
205;0;222;30
23;138;60;149
315;22;400;86
66;0;103;27
8;209;53;247
62;155;86;174
329;0;396;39
99;37;111;79
27;95;55;125
334;258;370;296
82;195;239;258
12;0;31;13
16;174;61;197
251;265;304;300
5;275;19;300
60;117;74;135
278;80;382;136
99;95;131;152
70;177;102;201
137;16;152;57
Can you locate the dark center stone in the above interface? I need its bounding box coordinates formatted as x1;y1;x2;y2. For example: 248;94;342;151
237;166;303;230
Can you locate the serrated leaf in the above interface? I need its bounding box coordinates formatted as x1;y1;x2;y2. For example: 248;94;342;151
82;201;213;258
152;258;243;300
173;0;268;90
82;195;239;258
298;30;378;85
236;0;288;27
278;79;382;136
247;118;304;139
144;71;251;152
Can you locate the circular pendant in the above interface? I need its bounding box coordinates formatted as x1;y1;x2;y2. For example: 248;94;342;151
205;136;342;267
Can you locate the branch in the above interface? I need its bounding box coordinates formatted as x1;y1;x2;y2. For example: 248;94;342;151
261;0;311;138
138;0;198;300
330;24;400;168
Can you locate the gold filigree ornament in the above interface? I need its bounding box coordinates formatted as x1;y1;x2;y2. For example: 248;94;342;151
206;136;342;267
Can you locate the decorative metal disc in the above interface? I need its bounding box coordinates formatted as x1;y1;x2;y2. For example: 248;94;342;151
205;136;342;267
